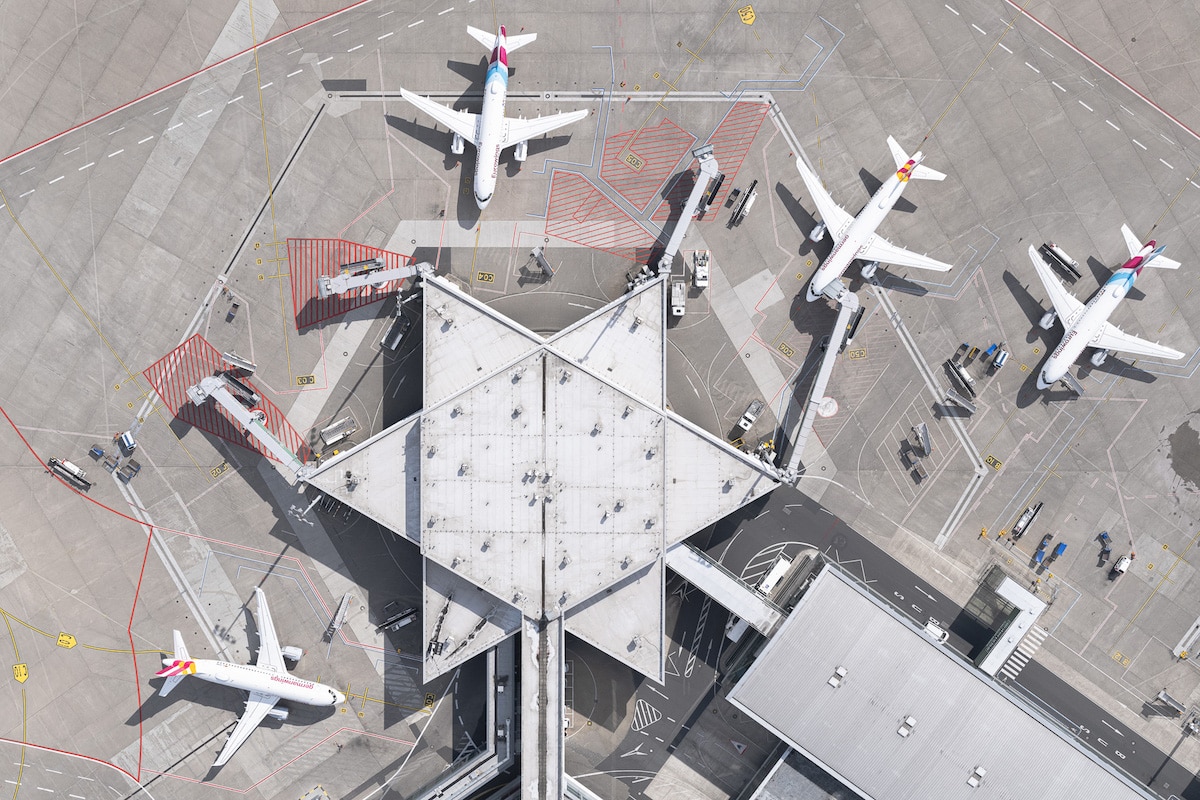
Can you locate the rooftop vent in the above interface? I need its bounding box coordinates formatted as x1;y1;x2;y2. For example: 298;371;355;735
897;716;917;738
828;666;847;688
967;766;987;788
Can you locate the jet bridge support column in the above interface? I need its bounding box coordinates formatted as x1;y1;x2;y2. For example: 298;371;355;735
186;376;311;482
782;291;860;482
656;145;718;274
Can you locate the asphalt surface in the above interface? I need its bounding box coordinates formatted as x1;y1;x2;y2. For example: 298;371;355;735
697;484;1200;799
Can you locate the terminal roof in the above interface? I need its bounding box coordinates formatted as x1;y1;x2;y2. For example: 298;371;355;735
308;274;779;680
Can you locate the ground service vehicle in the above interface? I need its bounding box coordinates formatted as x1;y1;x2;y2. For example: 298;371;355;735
671;281;686;316
738;399;765;431
693;251;710;288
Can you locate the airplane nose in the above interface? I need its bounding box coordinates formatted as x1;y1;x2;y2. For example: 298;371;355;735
335;691;346;705
1036;373;1051;390
475;194;491;210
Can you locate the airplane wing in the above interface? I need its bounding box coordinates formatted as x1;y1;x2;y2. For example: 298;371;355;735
1092;323;1185;360
398;89;479;143
212;691;279;767
858;235;954;272
254;588;286;672
500;110;589;148
1028;245;1085;322
794;156;855;239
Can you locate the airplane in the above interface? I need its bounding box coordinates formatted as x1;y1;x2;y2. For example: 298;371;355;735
1029;225;1185;394
795;137;954;302
155;588;345;767
399;25;589;209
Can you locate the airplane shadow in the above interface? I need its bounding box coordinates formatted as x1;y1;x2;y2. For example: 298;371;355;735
1001;269;1056;346
774;182;820;257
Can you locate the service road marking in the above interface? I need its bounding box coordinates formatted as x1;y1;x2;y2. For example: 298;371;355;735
1078;100;1093;112
944;4;959;15
348;44;363;52
107;149;123;157
48;176;63;184
1025;62;1040;73
971;24;986;35
287;69;303;77
1132;139;1147;150
1160;158;1174;170
409;19;424;27
1106;120;1119;130
1051;81;1066;92
378;32;394;40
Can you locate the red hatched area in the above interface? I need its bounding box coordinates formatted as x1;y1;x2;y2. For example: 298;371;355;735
288;238;413;330
651;102;770;223
143;334;312;464
599;119;696;212
545;170;656;262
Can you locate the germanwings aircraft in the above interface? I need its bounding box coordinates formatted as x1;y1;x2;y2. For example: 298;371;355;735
1029;224;1185;394
399;25;589;209
796;137;954;302
156;588;344;767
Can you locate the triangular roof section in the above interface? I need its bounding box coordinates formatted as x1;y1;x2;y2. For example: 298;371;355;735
548;277;666;406
422;559;523;682
564;560;664;682
663;415;780;547
305;415;422;544
421;276;543;407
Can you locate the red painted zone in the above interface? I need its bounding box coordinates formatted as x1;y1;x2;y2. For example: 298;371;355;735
143;334;312;464
599;119;696;212
545;170;656;263
288;238;412;330
651;102;770;223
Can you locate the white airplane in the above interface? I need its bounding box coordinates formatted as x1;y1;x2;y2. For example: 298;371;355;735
795;137;954;302
155;588;345;767
399;25;589;209
1029;225;1184;394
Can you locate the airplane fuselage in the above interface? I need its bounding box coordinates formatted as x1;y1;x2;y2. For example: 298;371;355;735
1038;249;1151;389
473;41;509;208
806;157;921;301
185;657;344;706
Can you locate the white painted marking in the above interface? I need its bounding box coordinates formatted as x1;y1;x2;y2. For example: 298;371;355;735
1160;158;1174;169
1190;181;1200;189
152;107;168;116
1080;76;1095;87
48;175;64;184
260;82;273;89
567;302;595;310
316;56;333;65
107;127;124;136
227;95;243;104
197;88;211;95
998;42;1012;54
915;586;936;601
1132;138;1147;150
107;149;123;158
1078;100;1093;111
168;123;183;131
287;48;302;55
78;778;94;782
19;166;35;175
1120;104;1136;117
438;7;454;14
197;108;213;118
971;23;986;35
45;770;61;775
36;788;53;793
944;4;959;15
1106;120;1119;130
409;19;424;27
378;31;394;40
332;28;349;37
69;796;86;799
1102;719;1124;735
1051;81;1066;92
137;136;154;144
0;204;6;210
1039;47;1055;58
4;782;16;786
1025;62;1040;73
287;69;303;77
347;44;364;52
77;162;94;171
63;146;80;155
1160;133;1176;145
379;9;394;16
243;67;256;75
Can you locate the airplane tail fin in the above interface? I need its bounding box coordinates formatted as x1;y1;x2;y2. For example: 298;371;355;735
155;630;196;695
468;25;536;53
886;135;945;180
1120;223;1181;269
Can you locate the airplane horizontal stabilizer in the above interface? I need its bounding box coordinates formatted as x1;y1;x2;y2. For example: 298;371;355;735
467;25;536;53
158;675;184;697
911;164;946;181
1120;223;1141;260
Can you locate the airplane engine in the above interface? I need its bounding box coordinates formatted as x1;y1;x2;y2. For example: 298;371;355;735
266;706;289;722
450;133;465;156
860;261;879;279
1038;310;1057;330
809;222;827;243
1090;349;1110;367
281;645;304;663
514;139;528;162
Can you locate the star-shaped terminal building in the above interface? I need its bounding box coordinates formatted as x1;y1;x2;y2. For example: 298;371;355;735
306;272;779;798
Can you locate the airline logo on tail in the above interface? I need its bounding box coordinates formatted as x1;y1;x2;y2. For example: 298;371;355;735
491;26;508;69
896;159;916;182
156;659;197;677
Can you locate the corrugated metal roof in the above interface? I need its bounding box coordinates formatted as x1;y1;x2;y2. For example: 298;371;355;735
729;567;1152;800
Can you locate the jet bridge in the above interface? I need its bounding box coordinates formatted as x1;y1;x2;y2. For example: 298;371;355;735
656;144;719;274
186;376;312;482
782;290;862;483
316;260;432;299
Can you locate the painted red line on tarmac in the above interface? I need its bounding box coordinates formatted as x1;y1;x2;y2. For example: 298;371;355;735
1003;0;1200;144
0;0;374;167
